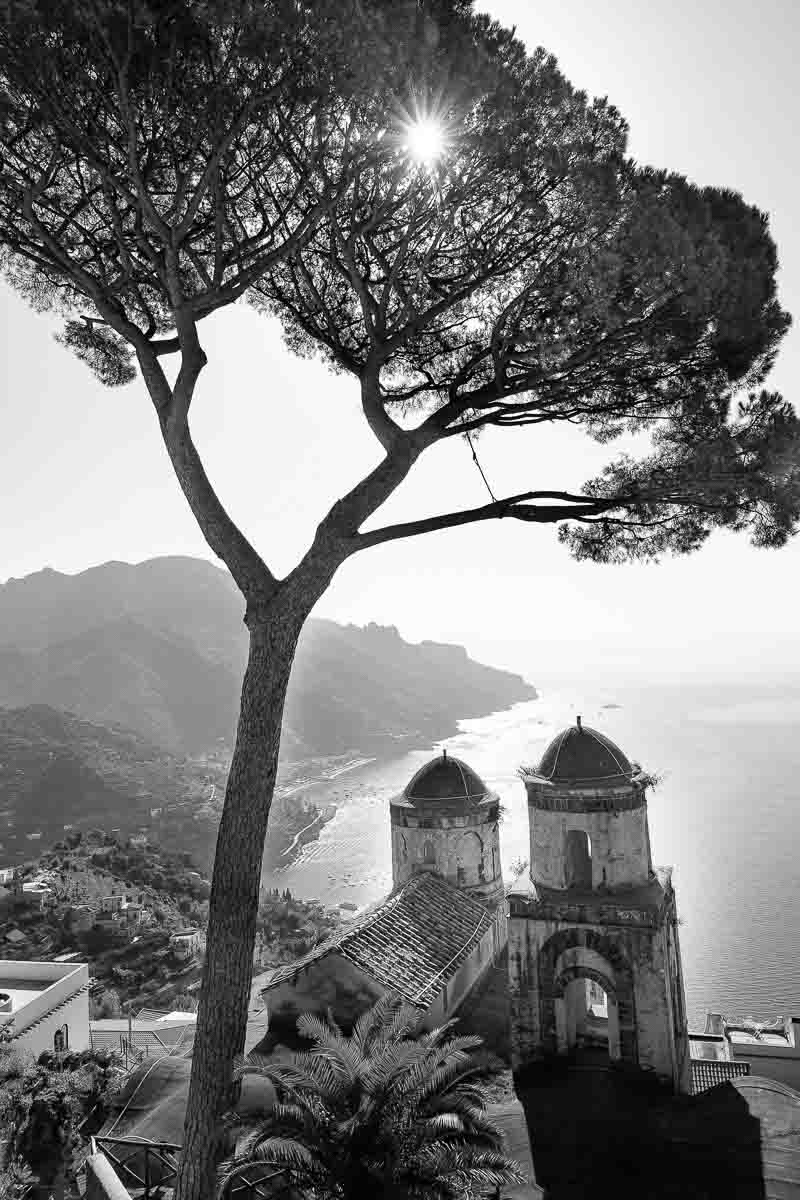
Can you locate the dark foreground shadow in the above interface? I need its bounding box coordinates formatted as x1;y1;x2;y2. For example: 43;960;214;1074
516;1059;768;1200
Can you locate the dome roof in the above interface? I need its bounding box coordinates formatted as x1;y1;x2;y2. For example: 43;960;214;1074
536;719;633;786
405;752;489;803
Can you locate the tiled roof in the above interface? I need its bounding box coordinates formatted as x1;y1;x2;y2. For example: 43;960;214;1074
89;1018;195;1054
691;1058;751;1094
262;872;493;1009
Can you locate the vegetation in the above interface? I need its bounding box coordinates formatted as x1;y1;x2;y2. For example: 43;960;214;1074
0;835;339;1015
0;1159;34;1200
1;2;798;1197
220;995;526;1200
255;889;340;967
0;1046;121;1192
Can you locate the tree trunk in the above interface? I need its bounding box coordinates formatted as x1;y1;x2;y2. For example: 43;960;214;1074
174;604;305;1200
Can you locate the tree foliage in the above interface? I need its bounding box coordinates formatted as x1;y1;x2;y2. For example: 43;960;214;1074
0;1047;121;1187
219;994;526;1200
255;27;797;559
1;1;792;569
1;5;798;1199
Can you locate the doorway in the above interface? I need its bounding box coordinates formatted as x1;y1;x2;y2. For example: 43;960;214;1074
555;973;621;1065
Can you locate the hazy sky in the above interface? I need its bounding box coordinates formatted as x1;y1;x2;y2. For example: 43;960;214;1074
2;0;799;684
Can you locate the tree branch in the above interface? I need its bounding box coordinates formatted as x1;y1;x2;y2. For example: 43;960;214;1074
158;417;277;602
360;365;407;453
355;492;620;548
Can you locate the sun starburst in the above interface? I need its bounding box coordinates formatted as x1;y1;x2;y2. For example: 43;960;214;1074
404;117;446;167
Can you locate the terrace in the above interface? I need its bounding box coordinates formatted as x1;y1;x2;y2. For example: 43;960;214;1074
0;959;90;1052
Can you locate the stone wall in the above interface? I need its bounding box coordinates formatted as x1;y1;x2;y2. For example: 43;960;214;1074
427;911;507;1027
529;801;652;891
390;805;503;905
508;905;689;1090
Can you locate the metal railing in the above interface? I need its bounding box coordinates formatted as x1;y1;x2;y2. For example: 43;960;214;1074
92;1136;181;1199
91;1138;290;1200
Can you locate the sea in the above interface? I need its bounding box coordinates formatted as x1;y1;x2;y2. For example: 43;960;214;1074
262;677;800;1031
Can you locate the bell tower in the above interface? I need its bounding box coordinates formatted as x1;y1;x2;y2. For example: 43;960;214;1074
507;718;690;1092
390;749;504;909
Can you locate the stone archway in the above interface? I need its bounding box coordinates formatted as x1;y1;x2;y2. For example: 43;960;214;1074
538;928;637;1067
553;963;620;1061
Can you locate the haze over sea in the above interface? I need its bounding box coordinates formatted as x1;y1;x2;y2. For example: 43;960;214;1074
264;671;800;1031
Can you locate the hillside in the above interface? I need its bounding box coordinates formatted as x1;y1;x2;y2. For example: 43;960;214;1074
0;705;226;868
0;833;338;1013
0;557;536;757
0;705;350;870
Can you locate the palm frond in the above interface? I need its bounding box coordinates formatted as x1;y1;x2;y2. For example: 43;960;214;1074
228;995;524;1200
217;1138;321;1197
350;993;404;1054
324;1005;343;1039
269;1052;347;1103
421;1019;460;1047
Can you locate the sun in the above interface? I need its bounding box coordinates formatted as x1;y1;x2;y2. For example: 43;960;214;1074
404;117;446;167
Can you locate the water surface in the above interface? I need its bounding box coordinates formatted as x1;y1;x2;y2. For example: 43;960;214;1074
264;681;800;1029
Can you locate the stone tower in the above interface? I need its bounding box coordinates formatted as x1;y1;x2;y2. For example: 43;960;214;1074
507;718;690;1092
390;750;504;909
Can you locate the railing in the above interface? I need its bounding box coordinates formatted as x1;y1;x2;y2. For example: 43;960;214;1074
91;1139;290;1200
92;1137;180;1199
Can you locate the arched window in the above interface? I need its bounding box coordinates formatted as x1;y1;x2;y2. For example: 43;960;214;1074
565;829;592;889
53;1024;68;1054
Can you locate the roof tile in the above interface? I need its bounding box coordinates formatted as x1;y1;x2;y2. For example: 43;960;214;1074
262;873;492;1008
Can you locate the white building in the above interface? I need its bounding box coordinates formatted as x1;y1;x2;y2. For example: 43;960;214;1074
22;879;54;909
0;960;90;1057
169;929;206;959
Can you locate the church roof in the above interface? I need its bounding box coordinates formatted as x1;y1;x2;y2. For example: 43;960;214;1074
534;719;633;786
261;872;493;1009
404;752;489;803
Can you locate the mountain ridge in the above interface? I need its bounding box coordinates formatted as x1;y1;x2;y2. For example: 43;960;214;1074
0;557;536;758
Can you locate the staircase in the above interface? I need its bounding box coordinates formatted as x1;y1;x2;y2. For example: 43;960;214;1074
7;982;89;1042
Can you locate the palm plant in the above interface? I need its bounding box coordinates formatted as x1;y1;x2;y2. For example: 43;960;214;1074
218;995;526;1200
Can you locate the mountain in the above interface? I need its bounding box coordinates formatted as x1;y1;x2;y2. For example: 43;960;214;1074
285;620;534;755
0;557;536;757
0;618;241;753
0;704;224;868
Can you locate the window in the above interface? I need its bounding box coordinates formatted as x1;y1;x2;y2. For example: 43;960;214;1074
423;839;436;864
565;829;592;889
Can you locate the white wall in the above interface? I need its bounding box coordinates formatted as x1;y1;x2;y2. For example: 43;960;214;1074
0;961;89;1057
15;988;90;1057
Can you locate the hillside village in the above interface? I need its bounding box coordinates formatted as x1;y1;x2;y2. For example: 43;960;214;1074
0;831;340;1017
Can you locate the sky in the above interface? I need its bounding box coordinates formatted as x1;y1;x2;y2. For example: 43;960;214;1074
2;0;799;687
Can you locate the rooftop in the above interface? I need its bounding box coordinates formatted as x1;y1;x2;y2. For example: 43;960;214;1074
403;751;489;804
526;718;635;787
0;976;49;1010
262;871;493;1009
